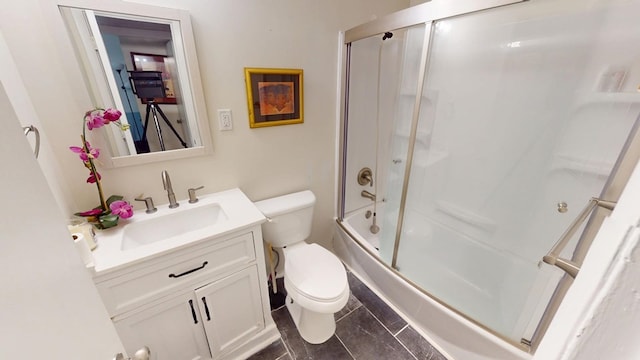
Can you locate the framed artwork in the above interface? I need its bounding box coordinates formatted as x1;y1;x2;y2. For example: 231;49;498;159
130;52;176;104
244;68;303;128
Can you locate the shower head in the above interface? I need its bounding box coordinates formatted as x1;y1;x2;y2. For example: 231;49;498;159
382;32;393;41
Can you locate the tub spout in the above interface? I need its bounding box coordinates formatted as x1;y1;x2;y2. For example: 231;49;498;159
361;190;376;201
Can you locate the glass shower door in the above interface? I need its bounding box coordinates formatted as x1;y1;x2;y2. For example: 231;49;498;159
394;1;640;344
342;24;427;260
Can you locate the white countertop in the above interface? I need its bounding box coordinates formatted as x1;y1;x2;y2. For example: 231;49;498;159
90;188;266;275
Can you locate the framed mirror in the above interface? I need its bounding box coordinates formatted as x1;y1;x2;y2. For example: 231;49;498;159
58;0;211;167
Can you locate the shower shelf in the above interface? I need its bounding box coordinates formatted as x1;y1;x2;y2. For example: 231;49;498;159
394;128;431;139
551;154;613;177
573;91;640;110
411;149;448;168
435;200;496;232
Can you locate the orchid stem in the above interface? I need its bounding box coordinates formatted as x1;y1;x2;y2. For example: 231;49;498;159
81;134;107;212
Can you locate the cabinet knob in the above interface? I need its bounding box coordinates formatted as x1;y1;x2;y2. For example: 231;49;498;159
113;346;150;360
132;346;151;360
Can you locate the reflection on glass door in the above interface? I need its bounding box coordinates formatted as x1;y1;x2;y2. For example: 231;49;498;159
343;24;427;261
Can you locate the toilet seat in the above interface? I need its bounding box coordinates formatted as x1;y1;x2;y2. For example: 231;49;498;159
283;243;349;309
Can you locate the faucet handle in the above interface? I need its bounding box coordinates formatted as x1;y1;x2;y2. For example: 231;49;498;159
188;186;204;203
357;167;374;187
135;195;157;214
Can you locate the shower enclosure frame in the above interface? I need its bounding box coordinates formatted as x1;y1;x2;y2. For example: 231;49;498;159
336;0;640;354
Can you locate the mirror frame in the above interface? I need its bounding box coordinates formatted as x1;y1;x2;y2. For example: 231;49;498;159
57;0;212;168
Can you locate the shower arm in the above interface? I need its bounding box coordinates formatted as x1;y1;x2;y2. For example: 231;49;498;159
542;197;616;278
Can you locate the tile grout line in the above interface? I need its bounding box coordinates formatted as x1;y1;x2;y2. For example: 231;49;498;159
396;336;421;360
334;333;357;360
361;306;397;340
335;303;363;323
278;337;295;360
361;306;420;360
393;325;420;360
395;323;410;337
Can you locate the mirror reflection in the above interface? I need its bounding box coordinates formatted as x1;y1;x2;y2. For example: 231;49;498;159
60;5;207;161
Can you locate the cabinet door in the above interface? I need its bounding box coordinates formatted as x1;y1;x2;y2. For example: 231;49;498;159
195;266;265;359
113;292;211;360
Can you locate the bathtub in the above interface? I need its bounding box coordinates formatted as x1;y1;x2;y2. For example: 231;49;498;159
333;204;532;360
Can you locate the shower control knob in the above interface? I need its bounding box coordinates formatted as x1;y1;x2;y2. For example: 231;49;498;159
357;167;374;187
557;202;568;213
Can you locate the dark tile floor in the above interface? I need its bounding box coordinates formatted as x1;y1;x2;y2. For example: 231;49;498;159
248;270;447;360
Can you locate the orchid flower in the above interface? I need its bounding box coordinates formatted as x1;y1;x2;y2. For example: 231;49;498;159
103;108;122;122
110;200;134;219
69;141;100;161
86;171;101;183
85;111;106;130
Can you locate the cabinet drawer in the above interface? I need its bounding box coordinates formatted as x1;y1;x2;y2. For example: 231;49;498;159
96;232;256;316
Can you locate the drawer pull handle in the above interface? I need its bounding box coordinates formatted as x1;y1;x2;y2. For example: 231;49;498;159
189;300;198;324
201;297;211;321
168;261;208;278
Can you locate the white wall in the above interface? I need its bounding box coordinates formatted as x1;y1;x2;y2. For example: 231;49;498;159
0;0;409;251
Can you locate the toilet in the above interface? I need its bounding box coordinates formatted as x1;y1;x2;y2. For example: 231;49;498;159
255;190;349;344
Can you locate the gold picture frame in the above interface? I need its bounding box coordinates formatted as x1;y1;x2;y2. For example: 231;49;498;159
244;68;303;128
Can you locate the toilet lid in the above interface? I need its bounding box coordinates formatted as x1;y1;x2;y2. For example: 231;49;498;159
285;243;347;302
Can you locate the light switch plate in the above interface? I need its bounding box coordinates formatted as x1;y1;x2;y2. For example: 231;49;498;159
218;109;233;131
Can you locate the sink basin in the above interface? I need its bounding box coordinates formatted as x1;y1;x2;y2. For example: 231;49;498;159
121;203;228;250
89;188;268;274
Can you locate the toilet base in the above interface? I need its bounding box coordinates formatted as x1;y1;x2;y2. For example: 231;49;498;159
285;295;336;344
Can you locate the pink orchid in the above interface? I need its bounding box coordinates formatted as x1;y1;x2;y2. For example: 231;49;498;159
69;141;100;161
85;111;106;130
73;107;133;228
103;108;122;122
110;200;134;219
86;171;101;183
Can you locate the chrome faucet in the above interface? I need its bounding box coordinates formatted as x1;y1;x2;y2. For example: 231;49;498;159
361;190;376;201
162;170;179;208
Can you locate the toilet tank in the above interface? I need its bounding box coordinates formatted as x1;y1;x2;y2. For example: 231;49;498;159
254;190;316;247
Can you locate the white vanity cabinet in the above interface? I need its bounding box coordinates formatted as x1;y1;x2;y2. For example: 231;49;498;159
112;290;211;360
93;226;279;360
195;266;264;357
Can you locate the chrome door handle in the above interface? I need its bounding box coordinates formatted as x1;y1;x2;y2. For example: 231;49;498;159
23;125;40;158
542;197;616;278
